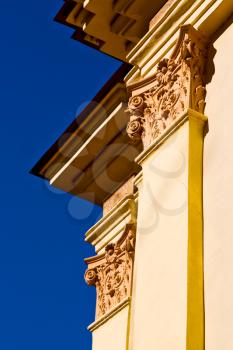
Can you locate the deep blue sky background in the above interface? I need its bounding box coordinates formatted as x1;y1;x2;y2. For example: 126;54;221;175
0;1;120;349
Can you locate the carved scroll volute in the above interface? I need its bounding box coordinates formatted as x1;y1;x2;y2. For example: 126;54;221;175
126;25;207;150
84;224;136;320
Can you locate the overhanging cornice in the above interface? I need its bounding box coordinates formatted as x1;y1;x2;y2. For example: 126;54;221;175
54;0;168;61
30;64;142;206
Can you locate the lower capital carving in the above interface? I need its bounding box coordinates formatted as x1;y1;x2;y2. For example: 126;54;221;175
84;224;136;319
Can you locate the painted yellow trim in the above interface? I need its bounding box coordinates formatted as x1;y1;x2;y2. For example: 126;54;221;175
126;299;132;350
187;109;208;350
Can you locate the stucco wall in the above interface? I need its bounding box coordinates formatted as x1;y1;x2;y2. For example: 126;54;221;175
204;16;233;350
129;123;189;350
92;305;129;350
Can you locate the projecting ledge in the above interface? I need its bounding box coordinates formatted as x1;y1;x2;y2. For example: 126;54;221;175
85;194;137;253
88;297;131;332
30;64;142;206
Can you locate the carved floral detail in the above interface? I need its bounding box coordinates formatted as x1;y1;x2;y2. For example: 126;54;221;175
84;224;136;319
126;25;207;149
84;269;98;286
126;117;143;140
128;96;144;111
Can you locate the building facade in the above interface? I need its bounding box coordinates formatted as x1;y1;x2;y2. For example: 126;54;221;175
31;1;233;349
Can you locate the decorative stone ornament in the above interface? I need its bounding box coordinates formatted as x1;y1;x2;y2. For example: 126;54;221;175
84;224;136;319
126;25;207;149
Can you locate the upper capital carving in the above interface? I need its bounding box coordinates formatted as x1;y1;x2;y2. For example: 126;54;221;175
126;25;207;149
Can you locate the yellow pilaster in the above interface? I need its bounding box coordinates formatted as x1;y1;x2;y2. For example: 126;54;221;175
187;109;208;350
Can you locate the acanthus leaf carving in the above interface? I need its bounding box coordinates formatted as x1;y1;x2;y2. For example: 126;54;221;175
126;25;207;149
84;223;136;319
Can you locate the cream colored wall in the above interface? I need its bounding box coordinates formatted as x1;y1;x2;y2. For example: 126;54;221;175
129;123;189;350
204;17;233;350
92;305;130;350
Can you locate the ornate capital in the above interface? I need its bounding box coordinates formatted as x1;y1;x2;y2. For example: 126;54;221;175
126;25;207;149
84;224;136;319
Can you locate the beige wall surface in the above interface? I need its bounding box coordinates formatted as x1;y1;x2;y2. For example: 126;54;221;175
129;123;189;350
204;16;233;350
92;305;129;350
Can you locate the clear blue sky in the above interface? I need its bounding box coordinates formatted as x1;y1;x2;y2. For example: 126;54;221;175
0;1;120;349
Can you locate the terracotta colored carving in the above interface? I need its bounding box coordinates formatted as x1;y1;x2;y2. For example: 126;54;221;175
126;25;207;149
84;224;136;319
